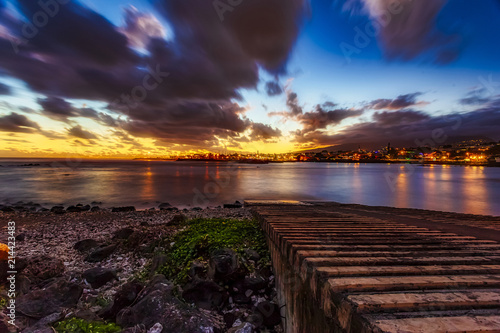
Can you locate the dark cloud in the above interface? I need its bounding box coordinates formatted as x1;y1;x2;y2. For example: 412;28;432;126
67;125;98;140
269;91;363;133
0;112;40;133
367;92;425;110
459;89;492;106
294;102;500;148
249;123;282;141
0;82;10;95
0;0;307;150
37;96;118;126
298;102;364;133
37;96;74;120
265;81;283;96
346;0;460;63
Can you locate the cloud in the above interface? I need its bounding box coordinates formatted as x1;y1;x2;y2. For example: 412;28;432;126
298;102;364;133
345;0;460;63
121;6;166;49
249;123;282;141
37;96;119;126
269;91;363;133
459;89;493;106
0;82;10;95
0;112;40;133
269;90;303;117
0;0;307;150
265;81;283;96
367;92;426;110
67;125;98;140
293;101;500;148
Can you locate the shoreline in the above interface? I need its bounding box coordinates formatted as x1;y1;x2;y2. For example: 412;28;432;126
1;203;500;332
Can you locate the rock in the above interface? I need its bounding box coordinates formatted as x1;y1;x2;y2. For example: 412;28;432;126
191;207;203;211
228;322;255;333
73;239;99;252
147;323;163;333
16;233;27;241
243;249;260;262
182;280;227;310
90;206;101;212
91;201;103;205
21;312;63;333
99;281;143;320
50;206;65;214
223;201;243;209
256;301;281;327
66;205;82;212
22;256;65;281
208;248;239;282
188;260;206;280
17;279;83;318
158;203;171;210
38;208;50;212
149;254;168;278
80;204;91;211
140;221;149;226
117;276;216;332
240;277;268;292
85;244;116;262
112;206;136;212
82;267;117;289
232;293;251;304
0;206;14;212
169;214;186;226
113;227;135;240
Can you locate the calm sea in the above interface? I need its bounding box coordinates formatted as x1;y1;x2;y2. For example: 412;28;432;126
0;158;499;216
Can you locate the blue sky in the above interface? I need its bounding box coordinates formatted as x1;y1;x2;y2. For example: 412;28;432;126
0;0;499;157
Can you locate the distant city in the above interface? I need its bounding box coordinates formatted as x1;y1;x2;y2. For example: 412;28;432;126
136;139;500;166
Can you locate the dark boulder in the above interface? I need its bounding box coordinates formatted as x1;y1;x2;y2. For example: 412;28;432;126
243;249;261;262
158;203;171;210
16;233;27;241
188;260;207;280
223;201;243;209
50;206;65;214
182;280;227;310
240;277;268;293
169;214;186;226
17;279;83;318
82;268;117;289
90;206;101;212
73;239;99;252
22;256;65;281
0;206;14;212
66;206;82;212
256;301;281;327
112;206;136;212
98;281;143;320
208;248;241;282
85;244;116;262
80;205;91;212
113;227;135;240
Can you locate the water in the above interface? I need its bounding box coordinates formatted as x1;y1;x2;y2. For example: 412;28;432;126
0;158;499;216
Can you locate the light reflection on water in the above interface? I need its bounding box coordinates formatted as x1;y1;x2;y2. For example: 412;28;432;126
0;159;498;215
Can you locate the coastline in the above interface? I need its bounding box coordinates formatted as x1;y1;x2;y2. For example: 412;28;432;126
1;203;500;332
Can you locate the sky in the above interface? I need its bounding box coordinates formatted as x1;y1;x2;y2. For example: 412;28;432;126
0;0;499;158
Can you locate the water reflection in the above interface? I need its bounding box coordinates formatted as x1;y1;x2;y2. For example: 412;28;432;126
0;159;499;215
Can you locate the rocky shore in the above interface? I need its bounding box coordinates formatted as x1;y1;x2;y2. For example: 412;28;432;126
0;203;282;333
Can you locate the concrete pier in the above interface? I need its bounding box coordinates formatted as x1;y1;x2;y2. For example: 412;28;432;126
247;201;500;333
